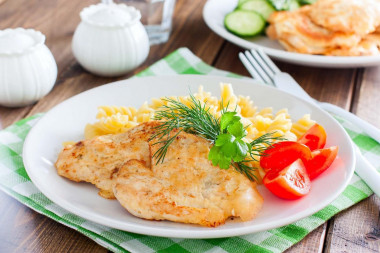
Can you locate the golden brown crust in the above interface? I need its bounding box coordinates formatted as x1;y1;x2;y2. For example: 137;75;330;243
309;0;380;35
55;121;161;199
266;6;361;55
56;122;263;227
114;160;226;227
326;32;380;56
113;131;263;227
266;1;380;56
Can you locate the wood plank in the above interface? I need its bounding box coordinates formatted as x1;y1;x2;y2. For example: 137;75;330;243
324;197;380;253
0;106;32;130
0;191;107;253
324;66;380;253
0;0;97;70
285;224;327;253
275;62;357;109
351;67;380;127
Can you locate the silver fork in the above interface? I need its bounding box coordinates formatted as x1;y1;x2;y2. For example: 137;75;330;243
239;49;380;144
239;48;380;197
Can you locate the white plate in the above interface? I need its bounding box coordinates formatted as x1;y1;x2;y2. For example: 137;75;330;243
203;0;380;68
23;75;355;238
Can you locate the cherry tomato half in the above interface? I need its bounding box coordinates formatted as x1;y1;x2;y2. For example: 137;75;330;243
305;146;338;180
260;141;312;173
263;159;311;200
298;123;327;151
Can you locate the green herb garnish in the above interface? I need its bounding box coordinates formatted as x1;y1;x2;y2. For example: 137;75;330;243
208;111;249;169
150;94;281;181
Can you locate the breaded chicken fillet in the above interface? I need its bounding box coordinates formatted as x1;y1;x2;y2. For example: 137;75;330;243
113;130;263;227
266;6;361;55
266;0;380;56
309;0;380;35
55;121;160;199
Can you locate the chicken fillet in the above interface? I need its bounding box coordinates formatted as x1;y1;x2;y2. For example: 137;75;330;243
113;130;263;227
55;121;160;199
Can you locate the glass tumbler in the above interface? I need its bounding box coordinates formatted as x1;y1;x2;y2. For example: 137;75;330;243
114;0;176;45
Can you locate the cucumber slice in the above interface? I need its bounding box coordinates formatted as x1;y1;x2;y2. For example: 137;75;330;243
238;0;251;6
299;0;316;4
288;0;300;10
239;0;275;20
268;0;287;10
269;0;300;10
224;10;266;37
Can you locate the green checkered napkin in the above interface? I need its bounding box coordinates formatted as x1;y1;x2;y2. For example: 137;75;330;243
0;48;379;253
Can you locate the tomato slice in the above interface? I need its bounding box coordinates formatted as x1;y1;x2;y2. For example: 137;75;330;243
263;159;311;200
260;141;312;173
298;123;327;151
305;146;339;180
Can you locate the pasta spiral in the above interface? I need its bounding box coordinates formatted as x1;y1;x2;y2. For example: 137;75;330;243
83;83;316;183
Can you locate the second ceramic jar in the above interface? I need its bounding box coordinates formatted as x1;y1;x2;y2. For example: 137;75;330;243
72;3;150;77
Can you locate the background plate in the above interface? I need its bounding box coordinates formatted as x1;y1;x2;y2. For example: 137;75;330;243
23;75;355;238
203;0;380;68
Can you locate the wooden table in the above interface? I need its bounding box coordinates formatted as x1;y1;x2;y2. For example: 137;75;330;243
0;0;379;252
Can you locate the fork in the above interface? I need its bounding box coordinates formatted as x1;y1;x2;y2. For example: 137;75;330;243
239;49;380;143
239;49;380;197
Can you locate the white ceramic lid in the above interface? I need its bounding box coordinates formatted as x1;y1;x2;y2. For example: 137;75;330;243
0;28;45;56
80;3;141;27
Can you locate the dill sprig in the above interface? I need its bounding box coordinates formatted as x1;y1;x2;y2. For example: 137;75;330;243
236;133;285;181
150;94;220;164
249;132;284;160
150;95;282;181
231;162;258;181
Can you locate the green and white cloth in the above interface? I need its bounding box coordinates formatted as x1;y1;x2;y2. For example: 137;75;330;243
0;48;379;253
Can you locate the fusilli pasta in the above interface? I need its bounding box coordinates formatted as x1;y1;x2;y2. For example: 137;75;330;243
83;83;316;182
85;83;315;140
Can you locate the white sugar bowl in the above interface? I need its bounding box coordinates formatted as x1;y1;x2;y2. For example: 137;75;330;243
72;3;150;77
0;28;57;107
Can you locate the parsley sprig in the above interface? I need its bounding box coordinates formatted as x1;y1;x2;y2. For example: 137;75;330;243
208;111;249;169
150;95;281;181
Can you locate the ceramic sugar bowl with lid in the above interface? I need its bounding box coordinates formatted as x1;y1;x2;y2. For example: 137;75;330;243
72;3;150;77
0;28;58;107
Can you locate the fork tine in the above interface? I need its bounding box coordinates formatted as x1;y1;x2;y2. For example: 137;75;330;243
244;51;273;84
239;52;265;83
249;49;275;84
256;48;281;74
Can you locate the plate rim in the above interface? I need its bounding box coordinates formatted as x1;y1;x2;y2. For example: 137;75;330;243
202;0;380;68
22;75;355;238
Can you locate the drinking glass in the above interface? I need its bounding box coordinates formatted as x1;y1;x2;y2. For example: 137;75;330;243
113;0;176;45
